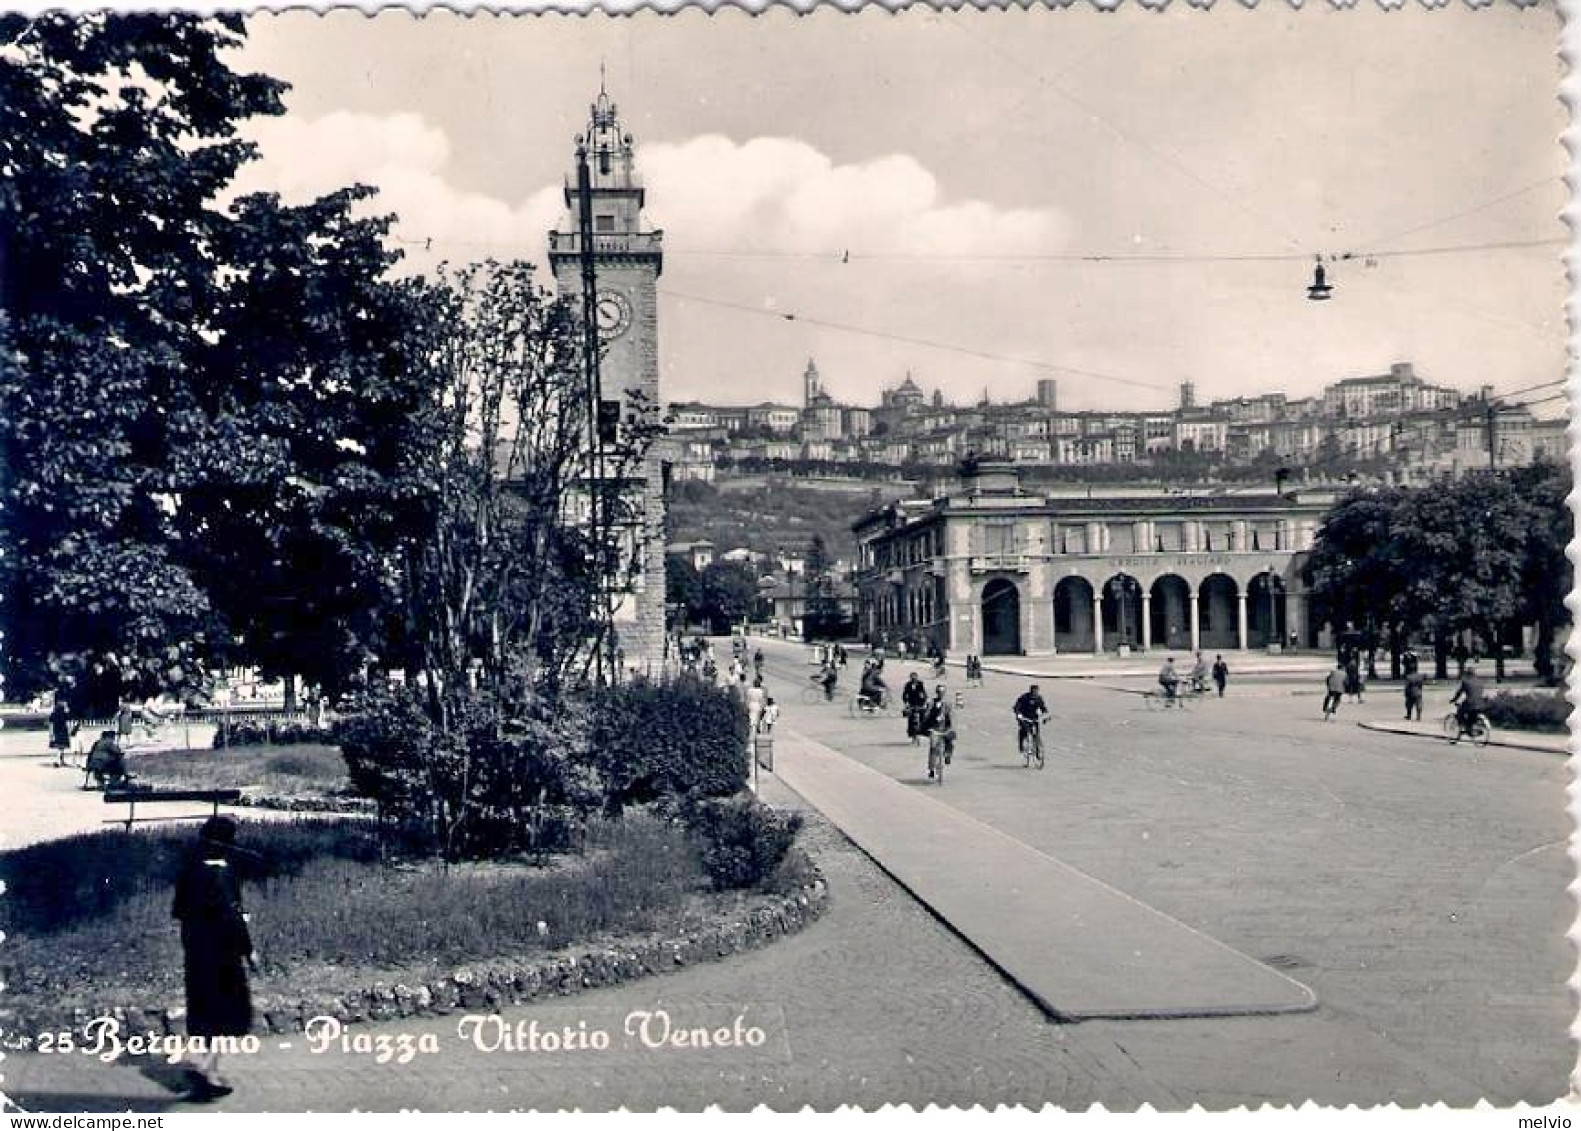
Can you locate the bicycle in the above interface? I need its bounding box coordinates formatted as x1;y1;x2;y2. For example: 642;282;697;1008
1144;685;1196;710
1017;717;1046;769
850;690;897;718
1442;710;1493;750
801;682;844;706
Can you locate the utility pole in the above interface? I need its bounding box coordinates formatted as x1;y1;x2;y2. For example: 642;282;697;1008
1484;393;1497;473
575;139;613;684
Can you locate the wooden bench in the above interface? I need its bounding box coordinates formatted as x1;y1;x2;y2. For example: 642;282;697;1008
103;788;242;830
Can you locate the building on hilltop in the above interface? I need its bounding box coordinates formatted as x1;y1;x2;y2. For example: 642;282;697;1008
1321;362;1459;418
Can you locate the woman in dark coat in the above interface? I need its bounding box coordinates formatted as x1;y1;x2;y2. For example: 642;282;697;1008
172;816;255;1101
48;698;71;766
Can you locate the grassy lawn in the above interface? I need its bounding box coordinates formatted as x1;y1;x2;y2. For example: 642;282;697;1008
0;814;727;1014
131;742;351;796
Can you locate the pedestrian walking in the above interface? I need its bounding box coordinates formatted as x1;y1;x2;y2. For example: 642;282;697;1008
116;698;140;743
172;815;257;1102
1403;668;1426;721
1211;655;1229;698
760;697;779;732
746;677;766;734
48;696;72;766
1322;663;1346;720
1344;658;1365;703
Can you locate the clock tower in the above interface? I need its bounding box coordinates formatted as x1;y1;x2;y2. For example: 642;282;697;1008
548;84;668;676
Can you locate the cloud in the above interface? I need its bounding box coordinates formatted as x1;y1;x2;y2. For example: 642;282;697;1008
639;136;1066;258
229;115;1069;277
230;111;562;271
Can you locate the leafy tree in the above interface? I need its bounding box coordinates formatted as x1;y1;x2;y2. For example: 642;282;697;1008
174;190;442;705
665;555;703;627
1302;486;1414;670
802;533;839;636
698;559;759;633
0;13;285;710
405;260;661;722
1507;459;1573;682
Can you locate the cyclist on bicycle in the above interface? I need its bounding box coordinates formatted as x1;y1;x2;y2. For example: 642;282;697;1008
1158;657;1180;703
858;661;888;712
920;685;955;778
1188;653;1208;695
1450;664;1486;740
901;672;929;744
813;661;839;701
1013;684;1049;755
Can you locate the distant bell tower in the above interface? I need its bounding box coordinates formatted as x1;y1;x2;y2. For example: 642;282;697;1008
803;358;822;407
547;81;667;676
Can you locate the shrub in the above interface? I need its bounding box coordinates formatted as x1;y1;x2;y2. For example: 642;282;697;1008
212;720;336;749
588;675;749;812
1482;690;1572;733
681;793;803;891
332;686;603;859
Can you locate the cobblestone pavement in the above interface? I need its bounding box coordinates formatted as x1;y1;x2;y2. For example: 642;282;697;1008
2;645;1573;1112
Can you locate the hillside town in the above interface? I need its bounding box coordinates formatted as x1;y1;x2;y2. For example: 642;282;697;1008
665;360;1567;484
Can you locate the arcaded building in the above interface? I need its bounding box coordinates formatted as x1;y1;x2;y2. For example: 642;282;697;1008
853;462;1344;657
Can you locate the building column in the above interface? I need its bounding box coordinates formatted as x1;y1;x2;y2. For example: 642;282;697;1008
1236;592;1249;651
1093;593;1105;655
1141;592;1153;651
1189;593;1200;653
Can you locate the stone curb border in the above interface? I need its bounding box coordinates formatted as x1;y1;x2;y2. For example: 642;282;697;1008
1356;719;1570;757
232;793;376;814
0;868;829;1046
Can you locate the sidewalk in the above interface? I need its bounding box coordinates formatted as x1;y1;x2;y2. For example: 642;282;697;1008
771;728;1317;1022
1357;718;1571;756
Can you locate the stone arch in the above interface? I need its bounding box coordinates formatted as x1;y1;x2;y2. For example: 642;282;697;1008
981;577;1023;656
1198;573;1239;651
1246;571;1288;648
1149;574;1192;651
1100;573;1145;652
1053;575;1096;653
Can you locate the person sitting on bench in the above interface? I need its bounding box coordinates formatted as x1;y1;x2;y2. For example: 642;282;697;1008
85;730;130;790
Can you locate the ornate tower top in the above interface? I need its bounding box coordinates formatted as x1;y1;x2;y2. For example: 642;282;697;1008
569;80;643;204
549;82;663;270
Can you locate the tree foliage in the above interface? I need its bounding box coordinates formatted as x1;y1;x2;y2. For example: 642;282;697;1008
0;13;285;709
1303;464;1572;680
0;14;447;710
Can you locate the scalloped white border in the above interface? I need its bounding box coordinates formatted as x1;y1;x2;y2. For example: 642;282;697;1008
0;1;1577;1122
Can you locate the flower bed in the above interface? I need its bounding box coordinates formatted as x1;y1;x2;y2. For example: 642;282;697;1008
0;810;825;1043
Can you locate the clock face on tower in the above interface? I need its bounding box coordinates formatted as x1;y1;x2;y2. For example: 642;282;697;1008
594;291;633;340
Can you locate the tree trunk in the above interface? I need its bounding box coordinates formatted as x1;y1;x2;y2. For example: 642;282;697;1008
1491;620;1506;684
284;673;297;713
1433;628;1449;681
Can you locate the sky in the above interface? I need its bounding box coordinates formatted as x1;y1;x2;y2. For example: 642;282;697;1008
229;4;1570;414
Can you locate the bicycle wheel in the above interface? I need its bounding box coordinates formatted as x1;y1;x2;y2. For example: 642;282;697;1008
801;685;823;705
1441;713;1463;740
1470;715;1493;748
1144;692;1159;711
1033;730;1045;769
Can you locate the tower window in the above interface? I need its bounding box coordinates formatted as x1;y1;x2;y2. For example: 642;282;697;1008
595;214;616;232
